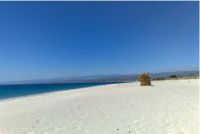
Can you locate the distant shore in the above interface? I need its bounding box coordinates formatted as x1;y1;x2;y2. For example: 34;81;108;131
152;75;199;81
0;79;198;134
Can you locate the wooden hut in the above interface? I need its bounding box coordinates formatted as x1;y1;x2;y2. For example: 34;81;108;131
139;73;151;86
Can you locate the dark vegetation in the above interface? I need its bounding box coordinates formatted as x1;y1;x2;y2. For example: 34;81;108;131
169;75;177;79
139;73;151;86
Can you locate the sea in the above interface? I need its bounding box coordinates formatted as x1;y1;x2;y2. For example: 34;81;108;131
0;82;116;100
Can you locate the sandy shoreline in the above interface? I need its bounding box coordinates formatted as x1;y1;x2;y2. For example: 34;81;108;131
0;79;199;134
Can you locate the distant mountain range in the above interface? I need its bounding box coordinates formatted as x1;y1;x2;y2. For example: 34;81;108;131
0;70;199;85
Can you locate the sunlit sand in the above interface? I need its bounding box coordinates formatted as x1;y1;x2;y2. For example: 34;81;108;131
0;79;198;134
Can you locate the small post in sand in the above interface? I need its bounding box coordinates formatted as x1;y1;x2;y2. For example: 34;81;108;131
139;73;151;86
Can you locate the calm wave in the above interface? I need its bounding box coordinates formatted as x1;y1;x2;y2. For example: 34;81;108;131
0;82;116;100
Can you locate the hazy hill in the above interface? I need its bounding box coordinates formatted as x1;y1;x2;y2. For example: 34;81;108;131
0;70;198;85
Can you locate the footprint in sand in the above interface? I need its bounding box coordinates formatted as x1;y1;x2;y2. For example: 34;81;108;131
128;130;133;134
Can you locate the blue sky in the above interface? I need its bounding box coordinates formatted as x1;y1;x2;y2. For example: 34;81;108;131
0;2;199;82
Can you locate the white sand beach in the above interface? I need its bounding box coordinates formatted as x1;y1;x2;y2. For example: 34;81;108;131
0;79;199;134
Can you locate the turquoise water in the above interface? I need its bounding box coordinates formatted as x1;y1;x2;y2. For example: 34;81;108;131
0;82;116;100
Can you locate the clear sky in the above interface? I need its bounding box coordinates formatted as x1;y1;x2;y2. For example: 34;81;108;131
0;2;199;82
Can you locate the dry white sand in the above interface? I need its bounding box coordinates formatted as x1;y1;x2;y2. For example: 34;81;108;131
0;79;199;134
